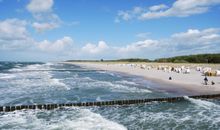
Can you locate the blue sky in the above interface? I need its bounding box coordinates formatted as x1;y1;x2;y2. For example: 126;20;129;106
0;0;220;61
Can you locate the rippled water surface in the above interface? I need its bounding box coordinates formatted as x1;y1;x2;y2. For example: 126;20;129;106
0;62;220;130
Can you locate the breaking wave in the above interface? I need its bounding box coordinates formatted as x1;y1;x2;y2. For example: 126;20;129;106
0;107;127;130
0;73;16;79
83;80;151;93
184;96;220;109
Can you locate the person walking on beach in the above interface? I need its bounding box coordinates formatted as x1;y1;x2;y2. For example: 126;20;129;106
204;76;208;85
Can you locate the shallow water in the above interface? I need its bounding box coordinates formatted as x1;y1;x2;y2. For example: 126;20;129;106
0;62;220;130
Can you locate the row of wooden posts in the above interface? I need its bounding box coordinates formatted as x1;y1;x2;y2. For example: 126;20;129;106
1;94;220;112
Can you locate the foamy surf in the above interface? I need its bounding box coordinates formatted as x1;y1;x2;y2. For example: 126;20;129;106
8;68;23;72
7;63;70;91
88;80;152;93
116;80;138;86
0;108;127;130
97;71;120;77
0;73;16;79
50;78;70;90
184;96;220;109
2;62;220;129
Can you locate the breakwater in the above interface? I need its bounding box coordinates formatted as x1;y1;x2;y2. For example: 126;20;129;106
1;94;220;112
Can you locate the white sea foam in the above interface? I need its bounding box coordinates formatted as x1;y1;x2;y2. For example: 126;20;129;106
184;96;220;109
0;108;127;130
49;78;70;90
116;80;138;86
98;71;116;77
83;76;93;81
92;102;220;130
25;64;42;70
0;73;16;79
96;96;102;101
7;63;70;91
8;64;44;72
8;68;23;72
19;63;53;71
91;81;151;93
45;62;54;66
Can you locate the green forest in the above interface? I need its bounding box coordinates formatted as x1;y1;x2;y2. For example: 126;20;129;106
155;53;220;63
67;53;220;63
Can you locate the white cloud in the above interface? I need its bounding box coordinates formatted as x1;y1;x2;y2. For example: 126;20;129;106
26;0;61;32
78;28;220;59
82;41;109;54
149;4;168;11
117;39;158;53
26;0;53;13
0;19;218;59
116;0;220;21
78;39;159;59
0;19;28;40
37;36;73;52
0;18;73;52
0;19;34;50
32;22;58;32
115;7;144;22
169;28;220;52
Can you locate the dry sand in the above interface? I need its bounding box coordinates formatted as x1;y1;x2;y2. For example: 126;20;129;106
65;62;220;95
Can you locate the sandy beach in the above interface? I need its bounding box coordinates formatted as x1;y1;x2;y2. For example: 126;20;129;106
65;62;220;95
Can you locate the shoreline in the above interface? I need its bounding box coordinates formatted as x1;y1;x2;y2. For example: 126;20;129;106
64;62;220;95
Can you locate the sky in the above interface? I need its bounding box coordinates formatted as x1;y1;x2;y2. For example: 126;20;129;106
0;0;220;61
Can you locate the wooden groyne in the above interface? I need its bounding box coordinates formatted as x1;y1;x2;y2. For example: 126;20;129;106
1;94;220;112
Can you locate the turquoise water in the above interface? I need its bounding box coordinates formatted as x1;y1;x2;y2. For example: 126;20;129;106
0;62;220;130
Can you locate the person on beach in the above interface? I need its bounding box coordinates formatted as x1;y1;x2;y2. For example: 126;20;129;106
204;76;208;85
169;77;172;80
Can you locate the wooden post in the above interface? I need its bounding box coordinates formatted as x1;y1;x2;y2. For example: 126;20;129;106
0;106;3;112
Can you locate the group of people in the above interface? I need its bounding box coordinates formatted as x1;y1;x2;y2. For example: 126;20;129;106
168;76;215;85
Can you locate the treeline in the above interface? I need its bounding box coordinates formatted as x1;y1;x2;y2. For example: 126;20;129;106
110;58;151;62
66;58;151;62
66;60;100;62
155;53;220;63
66;53;220;63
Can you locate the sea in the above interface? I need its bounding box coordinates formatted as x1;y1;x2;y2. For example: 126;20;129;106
0;62;220;130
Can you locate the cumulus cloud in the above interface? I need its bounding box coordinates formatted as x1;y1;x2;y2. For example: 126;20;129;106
26;0;61;32
0;19;34;50
26;0;53;13
82;41;109;54
37;36;73;52
169;28;220;51
79;39;160;59
116;0;220;21
78;28;220;59
0;18;219;59
0;19;28;40
0;18;73;53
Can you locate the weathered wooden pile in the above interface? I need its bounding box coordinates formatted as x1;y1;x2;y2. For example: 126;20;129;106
1;94;220;112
